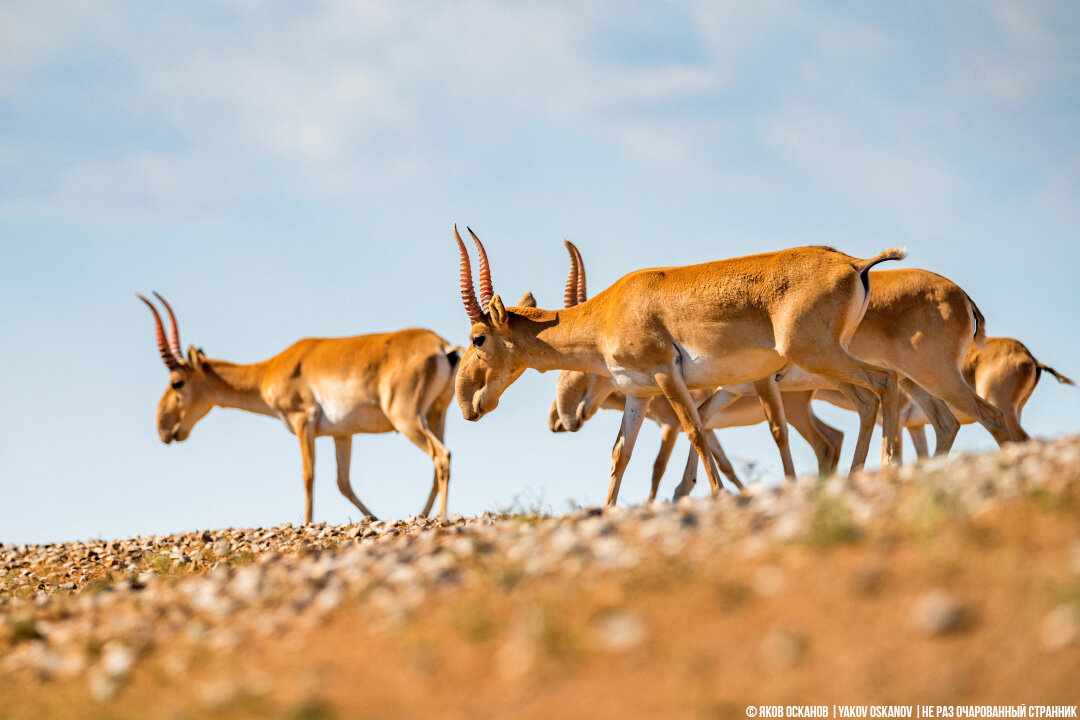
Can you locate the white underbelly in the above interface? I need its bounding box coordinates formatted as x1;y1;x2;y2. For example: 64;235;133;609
607;366;659;395
315;397;394;435
676;343;786;390
710;399;767;429
722;366;832;397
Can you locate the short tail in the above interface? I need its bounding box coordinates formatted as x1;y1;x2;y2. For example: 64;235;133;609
852;247;908;274
445;345;464;369
1036;362;1075;386
962;291;987;348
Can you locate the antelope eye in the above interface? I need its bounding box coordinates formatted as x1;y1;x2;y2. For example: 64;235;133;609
171;380;185;390
472;336;486;348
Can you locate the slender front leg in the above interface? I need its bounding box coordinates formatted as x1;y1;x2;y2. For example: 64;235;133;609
899;378;959;457
674;446;698;499
606;395;651;506
907;425;930;459
296;416;317;524
655;367;725;497
752;376;796;480
878;370;902;466
394;417;452;519
784;390;843;477
827;381;878;472
333;436;378;520
705;430;744;490
649;424;679;502
672;429;740;499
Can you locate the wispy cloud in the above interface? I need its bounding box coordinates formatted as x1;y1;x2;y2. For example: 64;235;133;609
1;1;1077;229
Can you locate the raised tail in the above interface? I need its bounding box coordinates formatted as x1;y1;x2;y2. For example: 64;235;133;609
962;291;987;348
1036;362;1075;386
852;247;908;274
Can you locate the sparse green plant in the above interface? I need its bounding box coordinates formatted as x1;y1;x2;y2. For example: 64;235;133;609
622;557;696;596
449;594;497;642
1038;576;1080;610
8;618;42;643
291;697;335;720
489;488;554;519
522;602;583;664
732;458;770;485
83;577;114;593
150;553;173;574
715;580;753;610
808;490;862;547
229;551;256;565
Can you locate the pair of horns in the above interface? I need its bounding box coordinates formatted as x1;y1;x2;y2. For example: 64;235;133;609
563;240;587;308
138;292;185;370
455;225;494;323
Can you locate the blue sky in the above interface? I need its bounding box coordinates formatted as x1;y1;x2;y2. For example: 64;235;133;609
2;1;1078;543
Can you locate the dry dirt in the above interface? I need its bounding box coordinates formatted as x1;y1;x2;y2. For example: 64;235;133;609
2;438;1079;720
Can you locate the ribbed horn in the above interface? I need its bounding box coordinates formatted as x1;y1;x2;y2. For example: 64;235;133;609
455;225;484;323
138;295;184;370
563;239;580;308
152;291;183;359
466;226;493;313
568;240;587;304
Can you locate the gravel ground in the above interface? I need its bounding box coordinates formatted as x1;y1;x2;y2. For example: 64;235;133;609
2;436;1078;708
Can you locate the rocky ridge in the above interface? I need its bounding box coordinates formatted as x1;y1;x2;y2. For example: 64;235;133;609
2;437;1079;704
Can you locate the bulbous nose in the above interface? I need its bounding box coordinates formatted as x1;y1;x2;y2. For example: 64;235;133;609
559;414;582;432
159;424;186;443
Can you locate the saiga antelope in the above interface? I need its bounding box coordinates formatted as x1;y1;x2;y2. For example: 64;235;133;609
818;336;1074;457
139;293;460;523
452;225;906;506
548;241;845;497
552;241;1014;488
666;268;1016;494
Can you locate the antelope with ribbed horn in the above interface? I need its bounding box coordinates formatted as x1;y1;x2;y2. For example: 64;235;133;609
453;225;906;506
548;241;845;496
138;293;462;523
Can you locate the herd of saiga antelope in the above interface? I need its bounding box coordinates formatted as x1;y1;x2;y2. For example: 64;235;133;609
139;227;1074;523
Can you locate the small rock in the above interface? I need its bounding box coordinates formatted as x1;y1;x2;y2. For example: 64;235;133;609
753;565;785;597
850;565;886;596
1040;604;1080;650
100;643;135;678
87;669;123;702
911;591;968;637
760;628;805;669
197;677;241;709
591;610;647;652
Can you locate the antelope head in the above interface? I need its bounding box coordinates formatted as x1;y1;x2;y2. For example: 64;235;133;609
548;240;616;432
453;226;537;421
138;293;213;443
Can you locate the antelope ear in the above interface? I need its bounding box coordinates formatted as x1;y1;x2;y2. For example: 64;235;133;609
187;345;207;371
517;291;537;308
489;294;510;333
